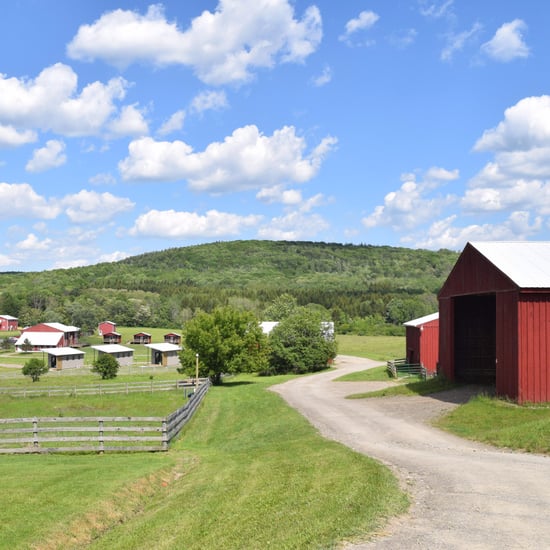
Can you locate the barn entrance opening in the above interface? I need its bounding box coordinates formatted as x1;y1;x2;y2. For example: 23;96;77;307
453;294;496;383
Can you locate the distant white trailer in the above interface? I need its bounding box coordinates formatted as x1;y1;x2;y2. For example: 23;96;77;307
42;347;85;370
91;344;134;367
144;343;181;367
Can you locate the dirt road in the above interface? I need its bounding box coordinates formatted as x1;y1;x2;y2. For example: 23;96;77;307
271;355;550;549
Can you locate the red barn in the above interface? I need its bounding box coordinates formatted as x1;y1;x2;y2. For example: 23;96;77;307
98;321;116;336
438;241;550;404
132;332;151;344
403;312;439;375
20;322;80;347
0;315;18;331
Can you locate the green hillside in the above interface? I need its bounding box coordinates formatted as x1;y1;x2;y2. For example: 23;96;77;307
0;240;458;333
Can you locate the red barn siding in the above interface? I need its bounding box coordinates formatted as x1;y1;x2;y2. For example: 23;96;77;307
517;294;550;403
419;322;439;374
496;292;518;400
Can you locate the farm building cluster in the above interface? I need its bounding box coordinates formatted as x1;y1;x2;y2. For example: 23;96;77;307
1;319;182;370
4;240;550;402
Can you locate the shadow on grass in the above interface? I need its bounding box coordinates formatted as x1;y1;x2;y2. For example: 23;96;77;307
348;376;495;405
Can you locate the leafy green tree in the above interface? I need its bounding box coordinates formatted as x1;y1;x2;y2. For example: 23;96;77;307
178;306;269;385
263;293;298;321
92;353;120;380
266;308;337;375
22;357;49;382
20;338;33;353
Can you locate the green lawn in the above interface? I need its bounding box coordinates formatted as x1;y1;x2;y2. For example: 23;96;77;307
0;372;408;549
336;334;404;361
436;395;550;454
335;364;394;382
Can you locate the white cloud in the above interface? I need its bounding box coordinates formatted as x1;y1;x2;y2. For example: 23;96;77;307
362;169;458;230
0;63;127;137
62;190;135;223
157;110;185;136
257;185;302;205
16;233;53;251
190;90;228;114
312;65;332;87
258;209;329;240
339;11;379;45
474;96;550;153
107;104;149;138
0;125;37;148
67;1;322;85
481;19;529;62
129;209;262;238
441;22;483;61
0;182;60;219
119;125;337;192
89;172;117;186
98;250;131;263
419;0;454;19
414;212;542;250
0;254;19;267
25;140;66;173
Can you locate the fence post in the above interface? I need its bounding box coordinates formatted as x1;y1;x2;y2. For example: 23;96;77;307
98;419;104;453
162;419;168;451
33;418;39;449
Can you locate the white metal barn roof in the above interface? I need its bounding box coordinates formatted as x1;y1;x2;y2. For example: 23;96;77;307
91;344;134;354
16;332;63;347
144;343;181;352
470;241;550;288
42;347;84;357
403;312;439;327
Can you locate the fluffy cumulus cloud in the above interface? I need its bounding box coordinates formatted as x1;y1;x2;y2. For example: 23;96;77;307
481;19;529;62
362;168;458;230
25;140;66;173
0;125;37;148
339;10;379;45
107;104;149;138
464;95;550;216
119;124;337;192
67;1;322;85
258;209;329;240
16;233;54;251
414;211;541;250
256;184;302;205
0;183;60;219
190;90;228;114
0;63;128;137
129;209;262;238
62;190;135;223
157;110;186;136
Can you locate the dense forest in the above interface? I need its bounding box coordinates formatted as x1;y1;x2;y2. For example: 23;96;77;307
0;240;459;335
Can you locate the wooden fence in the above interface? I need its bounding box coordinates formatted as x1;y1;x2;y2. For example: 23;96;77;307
0;380;210;454
0;379;203;398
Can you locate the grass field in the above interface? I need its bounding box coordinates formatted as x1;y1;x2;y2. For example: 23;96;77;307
0;345;409;549
336;334;404;361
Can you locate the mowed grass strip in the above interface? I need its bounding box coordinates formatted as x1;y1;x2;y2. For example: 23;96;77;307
79;374;408;550
436;394;550;454
347;376;457;399
335;364;394;382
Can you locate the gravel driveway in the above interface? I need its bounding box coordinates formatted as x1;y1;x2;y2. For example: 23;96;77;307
271;355;550;549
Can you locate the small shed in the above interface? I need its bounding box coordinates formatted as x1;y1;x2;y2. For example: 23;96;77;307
91;344;134;367
98;321;116;336
42;347;85;370
164;332;182;344
439;241;550;403
102;331;122;344
144;343;181;367
403;312;439;374
0;315;18;331
132;332;151;344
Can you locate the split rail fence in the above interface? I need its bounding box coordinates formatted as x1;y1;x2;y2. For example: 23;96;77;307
0;379;210;455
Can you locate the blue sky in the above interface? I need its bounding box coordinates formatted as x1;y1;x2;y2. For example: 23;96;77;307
0;0;548;271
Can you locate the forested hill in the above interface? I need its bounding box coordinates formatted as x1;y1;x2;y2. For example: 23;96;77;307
0;240;459;333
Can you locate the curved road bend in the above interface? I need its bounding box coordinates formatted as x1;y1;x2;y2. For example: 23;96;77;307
271;355;550;550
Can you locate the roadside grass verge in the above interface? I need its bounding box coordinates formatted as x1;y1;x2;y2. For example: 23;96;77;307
436;394;550;454
25;373;408;550
347;376;457;399
335;364;394;382
336;335;404;361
